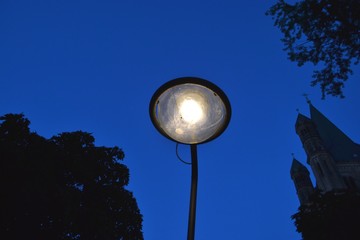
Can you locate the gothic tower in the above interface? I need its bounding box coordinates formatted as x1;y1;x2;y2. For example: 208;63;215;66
290;158;314;205
295;110;346;192
291;103;360;204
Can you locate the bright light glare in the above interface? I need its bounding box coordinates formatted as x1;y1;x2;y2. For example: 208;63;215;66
179;98;203;124
150;79;231;144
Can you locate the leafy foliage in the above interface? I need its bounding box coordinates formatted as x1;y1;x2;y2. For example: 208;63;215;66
267;0;360;98
292;191;360;240
0;114;143;240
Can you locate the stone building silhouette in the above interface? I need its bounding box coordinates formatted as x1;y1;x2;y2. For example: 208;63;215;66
291;103;360;205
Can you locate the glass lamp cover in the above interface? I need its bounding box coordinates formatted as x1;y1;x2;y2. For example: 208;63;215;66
151;80;230;144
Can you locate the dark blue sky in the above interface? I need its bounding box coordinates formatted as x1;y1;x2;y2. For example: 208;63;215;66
1;1;359;239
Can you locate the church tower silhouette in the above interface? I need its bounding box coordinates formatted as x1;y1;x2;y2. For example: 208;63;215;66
291;103;360;204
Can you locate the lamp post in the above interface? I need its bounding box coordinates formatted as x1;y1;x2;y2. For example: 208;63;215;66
149;77;231;240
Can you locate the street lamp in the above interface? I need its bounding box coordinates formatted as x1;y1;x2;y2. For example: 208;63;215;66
149;77;231;240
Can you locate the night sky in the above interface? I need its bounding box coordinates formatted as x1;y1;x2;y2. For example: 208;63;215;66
1;1;359;239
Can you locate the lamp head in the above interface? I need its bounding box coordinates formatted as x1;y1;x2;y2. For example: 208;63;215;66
149;77;231;145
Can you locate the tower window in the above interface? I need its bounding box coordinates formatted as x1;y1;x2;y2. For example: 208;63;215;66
300;129;309;137
317;162;324;176
306;142;317;154
322;160;329;171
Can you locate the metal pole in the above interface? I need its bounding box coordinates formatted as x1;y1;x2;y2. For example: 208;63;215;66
187;144;198;240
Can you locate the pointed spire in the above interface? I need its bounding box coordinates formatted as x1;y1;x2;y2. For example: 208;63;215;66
295;94;313;128
310;104;360;162
290;157;310;177
296;113;311;122
302;93;311;104
295;112;312;129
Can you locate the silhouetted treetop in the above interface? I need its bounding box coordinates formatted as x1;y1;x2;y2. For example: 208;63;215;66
0;113;143;240
267;0;360;98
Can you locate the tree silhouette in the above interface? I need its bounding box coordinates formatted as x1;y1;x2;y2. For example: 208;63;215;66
292;191;360;240
0;114;143;240
267;0;360;98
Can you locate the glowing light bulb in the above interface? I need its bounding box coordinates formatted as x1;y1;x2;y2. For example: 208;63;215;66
179;98;203;124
